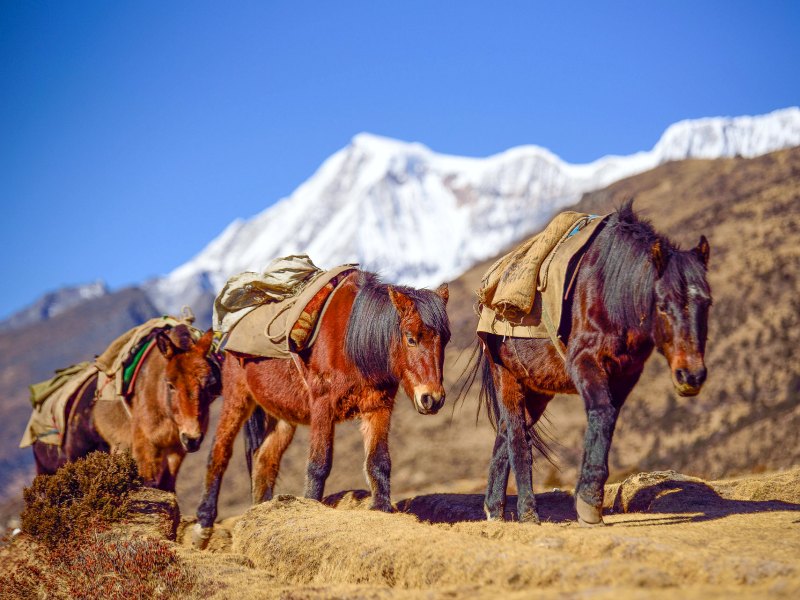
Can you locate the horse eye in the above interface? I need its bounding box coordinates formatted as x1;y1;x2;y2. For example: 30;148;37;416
405;332;417;346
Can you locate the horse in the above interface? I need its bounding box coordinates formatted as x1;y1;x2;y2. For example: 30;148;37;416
193;271;450;547
32;325;220;492
464;201;711;526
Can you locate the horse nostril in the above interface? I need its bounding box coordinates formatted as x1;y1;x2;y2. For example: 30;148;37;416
180;433;203;452
694;367;707;386
420;394;434;410
675;369;688;385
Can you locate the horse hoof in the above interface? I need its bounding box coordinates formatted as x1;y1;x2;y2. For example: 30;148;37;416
575;496;605;527
191;523;214;550
519;510;541;525
484;509;505;521
370;502;394;513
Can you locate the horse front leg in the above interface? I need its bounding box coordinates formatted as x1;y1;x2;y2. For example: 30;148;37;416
131;429;164;488
570;356;619;527
305;401;334;502
484;417;510;520
193;394;252;549
161;451;185;493
251;418;296;504
360;408;393;512
493;363;539;523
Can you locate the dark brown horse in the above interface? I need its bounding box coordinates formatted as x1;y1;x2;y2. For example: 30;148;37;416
466;202;711;526
33;325;220;492
194;271;450;547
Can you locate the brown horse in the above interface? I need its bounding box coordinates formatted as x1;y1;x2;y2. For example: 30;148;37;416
465;202;711;525
32;325;220;492
194;271;450;546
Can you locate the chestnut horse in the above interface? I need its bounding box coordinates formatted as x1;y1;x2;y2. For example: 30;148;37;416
32;325;220;492
194;271;450;546
465;202;711;525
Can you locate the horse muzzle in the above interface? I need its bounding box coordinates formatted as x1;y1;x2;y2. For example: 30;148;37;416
180;432;204;453
672;367;707;397
413;388;445;415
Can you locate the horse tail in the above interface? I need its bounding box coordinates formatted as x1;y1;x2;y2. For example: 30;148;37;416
459;338;557;464
454;340;502;430
243;405;268;478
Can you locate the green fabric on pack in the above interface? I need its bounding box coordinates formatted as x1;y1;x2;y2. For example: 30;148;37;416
123;339;153;393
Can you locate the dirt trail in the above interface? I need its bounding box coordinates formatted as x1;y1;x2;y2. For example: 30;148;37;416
174;468;800;599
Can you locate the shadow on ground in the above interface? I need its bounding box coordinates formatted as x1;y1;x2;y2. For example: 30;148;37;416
324;469;800;526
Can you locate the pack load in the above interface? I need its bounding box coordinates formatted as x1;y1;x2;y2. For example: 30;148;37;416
477;212;609;356
20;311;201;448
20;361;97;448
216;254;358;359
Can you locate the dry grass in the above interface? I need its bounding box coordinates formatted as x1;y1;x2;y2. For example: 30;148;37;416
173;468;800;599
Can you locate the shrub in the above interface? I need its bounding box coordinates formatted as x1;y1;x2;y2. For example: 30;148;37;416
20;451;142;547
5;452;198;599
2;533;196;599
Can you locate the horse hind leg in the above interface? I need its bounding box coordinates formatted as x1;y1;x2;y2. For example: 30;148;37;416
494;363;539;524
484;417;510;520
251;417;296;504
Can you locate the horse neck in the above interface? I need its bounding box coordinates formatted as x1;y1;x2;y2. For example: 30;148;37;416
342;276;401;390
132;348;169;413
580;231;657;338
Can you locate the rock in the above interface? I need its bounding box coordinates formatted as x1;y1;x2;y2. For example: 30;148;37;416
611;470;720;514
117;487;181;540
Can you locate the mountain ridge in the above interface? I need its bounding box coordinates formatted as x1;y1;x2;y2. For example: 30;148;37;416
3;107;799;330
145;107;800;322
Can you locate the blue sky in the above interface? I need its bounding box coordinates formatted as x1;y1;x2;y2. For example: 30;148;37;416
1;1;798;319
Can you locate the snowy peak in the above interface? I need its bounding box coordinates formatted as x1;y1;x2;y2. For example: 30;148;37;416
654;108;800;161
139;107;800;319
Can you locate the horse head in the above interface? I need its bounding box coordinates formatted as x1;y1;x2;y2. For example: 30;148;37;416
387;284;450;415
155;326;218;452
651;236;712;397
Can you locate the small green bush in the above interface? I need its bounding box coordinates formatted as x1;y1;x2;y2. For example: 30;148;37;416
21;451;142;547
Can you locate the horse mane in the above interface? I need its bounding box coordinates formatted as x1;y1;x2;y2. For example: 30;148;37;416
345;271;450;387
591;200;708;330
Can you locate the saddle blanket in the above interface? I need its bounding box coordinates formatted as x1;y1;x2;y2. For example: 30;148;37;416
477;213;608;349
20;361;98;448
224;264;357;359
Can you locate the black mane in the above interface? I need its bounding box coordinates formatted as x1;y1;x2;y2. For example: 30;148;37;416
589;200;708;330
345;271;450;387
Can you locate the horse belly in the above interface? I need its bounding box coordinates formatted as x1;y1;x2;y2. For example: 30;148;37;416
502;338;577;395
245;359;313;425
93;400;133;450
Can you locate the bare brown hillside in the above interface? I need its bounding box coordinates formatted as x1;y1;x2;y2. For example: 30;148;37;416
168;146;800;524
2;148;799;529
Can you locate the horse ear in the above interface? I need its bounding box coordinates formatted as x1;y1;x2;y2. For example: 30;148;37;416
693;235;710;268
156;331;176;359
435;283;449;305
388;286;415;318
196;329;214;356
651;240;668;277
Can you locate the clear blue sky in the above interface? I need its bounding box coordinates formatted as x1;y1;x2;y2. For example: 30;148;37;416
2;1;798;319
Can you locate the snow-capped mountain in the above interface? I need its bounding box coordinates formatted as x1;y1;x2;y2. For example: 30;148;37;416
146;107;800;316
0;281;108;332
